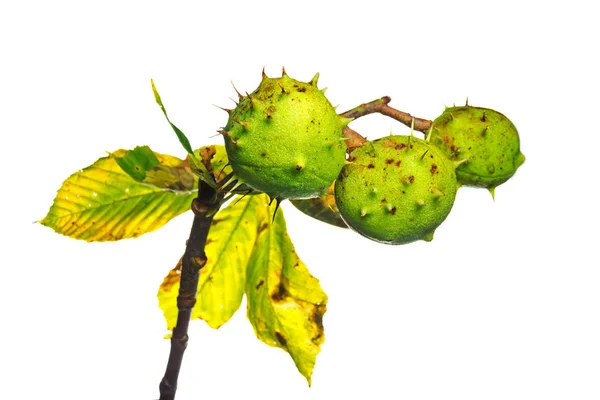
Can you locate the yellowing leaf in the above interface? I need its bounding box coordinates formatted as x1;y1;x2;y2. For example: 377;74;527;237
40;150;195;241
290;183;347;228
246;203;327;385
158;194;271;330
157;194;328;383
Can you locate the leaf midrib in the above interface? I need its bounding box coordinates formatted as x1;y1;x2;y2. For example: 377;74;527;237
46;178;196;220
198;197;260;293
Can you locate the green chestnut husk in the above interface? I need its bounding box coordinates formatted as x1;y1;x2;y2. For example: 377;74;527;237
221;70;349;200
335;135;458;245
430;105;525;195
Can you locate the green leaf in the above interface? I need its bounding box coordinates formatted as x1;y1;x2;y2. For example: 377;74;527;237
157;194;270;330
151;79;194;154
246;202;327;385
40;150;195;241
113;145;159;181
113;146;197;192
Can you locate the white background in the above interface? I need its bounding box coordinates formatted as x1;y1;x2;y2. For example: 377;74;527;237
2;1;599;399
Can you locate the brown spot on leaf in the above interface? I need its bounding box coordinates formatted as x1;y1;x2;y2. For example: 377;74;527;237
390;207;397;215
408;175;414;183
395;160;402;167
312;332;323;344
297;87;306;92
259;222;269;233
311;304;325;331
367;164;375;169
275;331;288;348
271;283;288;302
430;164;438;174
386;159;394;164
255;280;265;290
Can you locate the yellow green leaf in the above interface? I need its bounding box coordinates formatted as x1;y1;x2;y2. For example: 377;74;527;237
40;150;195;241
157;194;271;330
151;79;194;154
156;193;327;382
246;202;327;385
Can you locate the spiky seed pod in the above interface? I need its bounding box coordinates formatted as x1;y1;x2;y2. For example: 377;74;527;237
221;71;349;200
334;135;458;245
429;105;525;195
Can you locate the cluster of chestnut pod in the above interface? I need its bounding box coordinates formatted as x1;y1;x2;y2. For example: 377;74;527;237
217;69;525;245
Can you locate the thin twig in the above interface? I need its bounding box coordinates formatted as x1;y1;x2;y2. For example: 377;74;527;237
158;181;223;400
340;97;432;133
378;104;431;133
341;96;392;119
